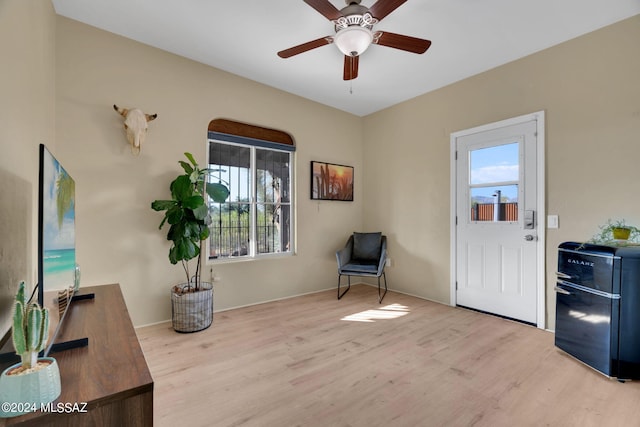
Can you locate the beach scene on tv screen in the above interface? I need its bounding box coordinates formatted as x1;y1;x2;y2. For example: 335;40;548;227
42;148;75;291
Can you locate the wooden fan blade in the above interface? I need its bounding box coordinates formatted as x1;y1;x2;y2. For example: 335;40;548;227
369;0;407;21
343;55;359;81
278;36;334;58
303;0;343;21
374;31;431;54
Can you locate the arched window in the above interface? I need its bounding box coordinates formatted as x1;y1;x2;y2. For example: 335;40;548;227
207;119;295;260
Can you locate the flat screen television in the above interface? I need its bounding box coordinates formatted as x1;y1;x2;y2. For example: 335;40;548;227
38;144;77;354
0;145;85;364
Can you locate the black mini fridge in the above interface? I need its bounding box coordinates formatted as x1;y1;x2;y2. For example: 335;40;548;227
555;242;640;379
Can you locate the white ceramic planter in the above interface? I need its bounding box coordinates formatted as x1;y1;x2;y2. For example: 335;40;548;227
0;357;61;418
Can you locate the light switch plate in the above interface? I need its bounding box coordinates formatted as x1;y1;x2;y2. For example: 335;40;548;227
547;215;559;229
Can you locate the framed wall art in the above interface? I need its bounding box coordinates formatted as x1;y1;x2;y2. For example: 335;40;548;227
310;161;354;201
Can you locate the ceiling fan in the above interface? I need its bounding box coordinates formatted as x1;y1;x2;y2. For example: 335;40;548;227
277;0;431;81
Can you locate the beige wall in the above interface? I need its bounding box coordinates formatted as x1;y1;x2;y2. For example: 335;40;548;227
362;15;640;329
0;1;56;335
55;17;364;326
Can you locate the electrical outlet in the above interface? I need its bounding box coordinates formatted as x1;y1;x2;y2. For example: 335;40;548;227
209;266;221;282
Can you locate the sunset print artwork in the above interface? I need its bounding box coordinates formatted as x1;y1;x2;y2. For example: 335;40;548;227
311;161;354;201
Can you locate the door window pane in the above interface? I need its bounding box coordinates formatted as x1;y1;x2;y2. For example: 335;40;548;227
470;143;519;184
469;142;519;222
470;185;518;221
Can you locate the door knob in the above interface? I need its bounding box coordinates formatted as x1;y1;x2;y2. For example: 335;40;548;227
524;234;537;241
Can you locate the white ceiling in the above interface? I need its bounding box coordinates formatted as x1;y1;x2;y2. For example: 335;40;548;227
52;0;640;117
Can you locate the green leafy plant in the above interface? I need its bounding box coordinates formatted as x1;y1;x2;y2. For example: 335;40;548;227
588;219;640;245
12;282;49;370
151;152;229;291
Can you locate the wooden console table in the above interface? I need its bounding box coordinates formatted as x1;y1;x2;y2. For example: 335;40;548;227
2;284;153;426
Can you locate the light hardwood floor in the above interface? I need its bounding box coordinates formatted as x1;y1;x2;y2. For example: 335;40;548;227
137;285;640;427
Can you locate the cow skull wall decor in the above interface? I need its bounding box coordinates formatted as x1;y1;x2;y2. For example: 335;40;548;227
113;104;158;155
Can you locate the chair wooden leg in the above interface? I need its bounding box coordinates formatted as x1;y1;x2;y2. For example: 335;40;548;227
377;272;388;303
338;274;351;300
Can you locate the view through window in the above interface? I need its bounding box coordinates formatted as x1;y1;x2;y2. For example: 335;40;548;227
469;142;519;222
208;139;293;259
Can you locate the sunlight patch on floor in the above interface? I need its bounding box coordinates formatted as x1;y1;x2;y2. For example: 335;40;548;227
341;303;410;322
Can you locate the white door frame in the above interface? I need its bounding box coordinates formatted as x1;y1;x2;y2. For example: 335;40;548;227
450;111;546;329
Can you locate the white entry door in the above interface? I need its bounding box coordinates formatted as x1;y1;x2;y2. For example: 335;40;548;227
452;114;544;325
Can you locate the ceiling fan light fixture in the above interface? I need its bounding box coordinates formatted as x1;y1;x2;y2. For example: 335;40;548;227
334;26;373;57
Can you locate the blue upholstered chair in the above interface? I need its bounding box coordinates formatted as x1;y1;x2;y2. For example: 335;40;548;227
336;232;388;303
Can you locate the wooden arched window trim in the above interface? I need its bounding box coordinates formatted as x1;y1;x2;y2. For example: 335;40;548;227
208;119;294;148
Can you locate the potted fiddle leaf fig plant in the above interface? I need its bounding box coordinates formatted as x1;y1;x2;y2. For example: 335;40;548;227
0;282;61;418
151;152;229;332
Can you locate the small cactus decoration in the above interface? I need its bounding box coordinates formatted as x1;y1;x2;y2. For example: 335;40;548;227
12;282;49;370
